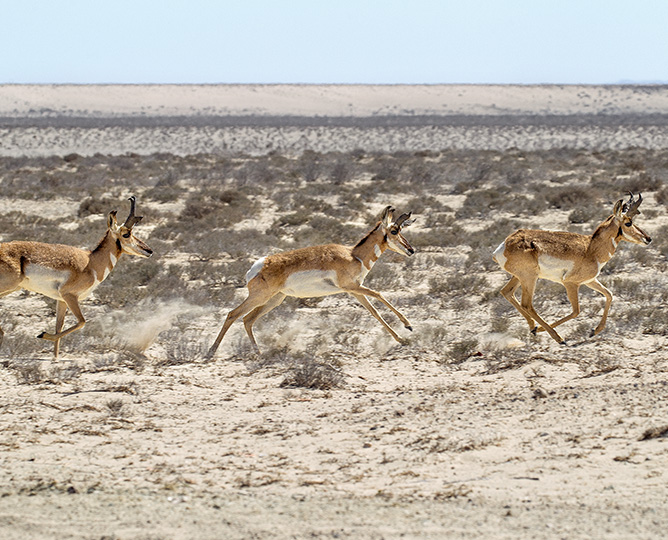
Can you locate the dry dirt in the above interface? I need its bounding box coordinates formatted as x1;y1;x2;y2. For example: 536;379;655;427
0;85;667;539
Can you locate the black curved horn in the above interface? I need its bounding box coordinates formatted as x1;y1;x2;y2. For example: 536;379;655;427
123;196;143;229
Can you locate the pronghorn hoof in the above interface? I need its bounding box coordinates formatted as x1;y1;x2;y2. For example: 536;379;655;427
37;332;46;339
530;326;538;335
406;325;413;332
589;329;596;338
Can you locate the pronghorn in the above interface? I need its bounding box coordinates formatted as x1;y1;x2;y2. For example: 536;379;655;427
0;196;152;357
207;205;415;358
492;193;651;344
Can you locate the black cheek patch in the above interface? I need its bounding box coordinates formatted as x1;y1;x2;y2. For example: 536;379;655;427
116;239;122;252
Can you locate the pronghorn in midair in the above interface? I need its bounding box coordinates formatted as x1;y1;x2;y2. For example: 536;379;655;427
493;193;651;344
0;196;152;357
207;205;414;357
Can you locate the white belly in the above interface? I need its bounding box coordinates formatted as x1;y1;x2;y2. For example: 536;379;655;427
282;270;341;298
538;255;574;283
22;266;71;300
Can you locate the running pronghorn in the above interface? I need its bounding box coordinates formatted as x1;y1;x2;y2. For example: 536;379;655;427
493;193;651;344
207;205;415;357
0;196;152;357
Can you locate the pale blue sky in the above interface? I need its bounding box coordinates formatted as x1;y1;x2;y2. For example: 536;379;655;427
3;0;667;84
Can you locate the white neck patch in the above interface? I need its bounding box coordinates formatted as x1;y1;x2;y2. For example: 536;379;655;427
374;244;382;258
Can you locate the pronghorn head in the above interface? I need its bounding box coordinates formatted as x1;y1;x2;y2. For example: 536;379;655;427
612;192;652;246
108;196;153;258
380;205;415;256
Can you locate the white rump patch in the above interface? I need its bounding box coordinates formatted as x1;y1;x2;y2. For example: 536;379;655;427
537;254;574;283
492;241;507;269
245;256;266;283
282;270;341;298
22;265;71;300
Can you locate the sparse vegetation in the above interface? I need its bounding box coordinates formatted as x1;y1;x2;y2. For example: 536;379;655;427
1;121;668;538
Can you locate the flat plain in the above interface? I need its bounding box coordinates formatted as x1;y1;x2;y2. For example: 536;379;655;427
0;85;667;539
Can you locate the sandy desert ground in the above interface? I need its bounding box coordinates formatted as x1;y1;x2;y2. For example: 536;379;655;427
0;85;667;539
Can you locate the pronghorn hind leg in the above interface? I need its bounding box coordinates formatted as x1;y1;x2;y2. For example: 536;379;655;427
0;285;22;348
583;279;613;336
53;300;68;359
519;278;565;344
350;293;407;344
534;282;581;334
242;293;286;353
207;291;275;358
500;276;536;332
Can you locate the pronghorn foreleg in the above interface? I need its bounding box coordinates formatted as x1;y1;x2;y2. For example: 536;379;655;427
535;282;581;333
344;286;412;330
53;300;68;359
500;276;536;332
38;294;85;342
350;293;408;345
583;279;613;336
242;293;286;353
207;291;274;358
519;279;565;344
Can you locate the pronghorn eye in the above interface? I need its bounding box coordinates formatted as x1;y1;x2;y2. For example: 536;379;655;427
122;232;131;238
390;228;398;235
624;222;632;227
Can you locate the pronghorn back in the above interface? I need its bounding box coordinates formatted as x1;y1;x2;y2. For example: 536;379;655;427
246;244;354;284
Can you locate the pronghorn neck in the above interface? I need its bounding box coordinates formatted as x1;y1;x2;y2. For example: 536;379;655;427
589;215;621;265
90;231;122;282
352;224;387;270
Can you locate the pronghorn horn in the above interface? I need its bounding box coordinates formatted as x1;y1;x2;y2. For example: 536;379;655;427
624;192;642;218
393;212;413;228
123;196;143;229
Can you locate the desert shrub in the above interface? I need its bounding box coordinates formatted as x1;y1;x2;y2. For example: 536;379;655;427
568;205;605;224
482;349;532;374
280;354;345;390
78;197;120;218
655;185;668;208
616;172;662;193
177;188;258;228
445;339;479;364
13;361;44;384
291;215;362;246
364;261;401;289
293;150;321;182
543;185;597;210
105;399;126;417
429;272;489;296
160;335;209;366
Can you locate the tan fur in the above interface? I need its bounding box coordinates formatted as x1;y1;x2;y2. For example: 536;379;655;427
494;196;651;344
207;206;414;357
0;199;152;358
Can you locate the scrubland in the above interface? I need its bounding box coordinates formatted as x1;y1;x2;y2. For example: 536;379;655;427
0;142;667;538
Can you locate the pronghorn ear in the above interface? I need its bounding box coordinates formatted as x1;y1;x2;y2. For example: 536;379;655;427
108;210;119;231
613;199;624;218
381;205;394;227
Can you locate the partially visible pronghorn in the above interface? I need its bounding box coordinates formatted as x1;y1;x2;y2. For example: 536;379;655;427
493;193;651;344
0;196;152;357
207;205;415;358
